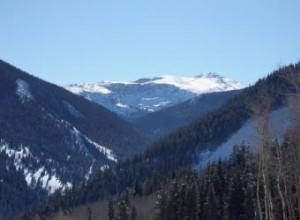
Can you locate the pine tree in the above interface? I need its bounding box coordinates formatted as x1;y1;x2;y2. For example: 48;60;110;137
186;181;199;220
116;194;129;220
108;199;114;220
177;183;188;220
130;206;137;220
166;182;180;220
155;189;168;220
134;181;143;197
117;200;128;220
206;184;218;220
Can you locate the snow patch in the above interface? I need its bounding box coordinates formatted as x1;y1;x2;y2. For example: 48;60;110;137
195;107;290;169
149;74;243;94
0;140;31;171
24;166;72;194
63;101;85;118
141;97;159;101
153;101;170;107
66;121;117;162
84;136;117;162
0;140;71;194
69;125;86;151
100;165;109;171
47;175;64;194
68;83;111;94
16;79;33;102
116;102;129;108
85;165;93;180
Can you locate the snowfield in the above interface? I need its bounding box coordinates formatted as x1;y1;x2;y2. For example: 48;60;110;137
66;74;244;119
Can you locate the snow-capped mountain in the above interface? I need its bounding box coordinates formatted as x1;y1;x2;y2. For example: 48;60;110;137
66;73;244;119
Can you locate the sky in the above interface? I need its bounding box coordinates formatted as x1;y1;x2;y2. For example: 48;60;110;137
0;0;300;86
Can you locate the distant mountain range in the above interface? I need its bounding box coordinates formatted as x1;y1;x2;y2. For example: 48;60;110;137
66;74;244;120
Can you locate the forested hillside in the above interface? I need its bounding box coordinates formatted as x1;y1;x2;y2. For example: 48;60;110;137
132;90;241;139
0;60;148;219
29;119;300;220
22;63;300;220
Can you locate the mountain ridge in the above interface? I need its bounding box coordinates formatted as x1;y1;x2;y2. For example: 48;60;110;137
132;89;242;139
0;60;148;218
66;74;244;119
26;62;300;217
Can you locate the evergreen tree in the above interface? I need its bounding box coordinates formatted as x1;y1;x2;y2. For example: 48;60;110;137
206;184;218;220
177;183;188;220
130;206;137;220
155;189;168;220
166;182;180;220
186;182;199;220
117;200;128;220
108;199;114;220
227;168;246;220
116;194;129;220
133;181;143;197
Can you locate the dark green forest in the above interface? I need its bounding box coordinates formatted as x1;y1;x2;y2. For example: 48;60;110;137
109;125;300;220
132;89;241;139
20;63;300;220
0;60;149;219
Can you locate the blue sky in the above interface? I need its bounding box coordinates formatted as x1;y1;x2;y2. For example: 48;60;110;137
1;0;299;86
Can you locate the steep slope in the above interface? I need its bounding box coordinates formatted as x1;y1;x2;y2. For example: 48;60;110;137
0;60;148;218
132;90;241;139
195;106;291;169
142;64;300;172
66;74;244;120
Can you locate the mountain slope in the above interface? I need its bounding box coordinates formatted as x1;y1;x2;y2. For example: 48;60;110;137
66;74;244;120
132;90;241;139
0;60;148;218
23;62;300;220
140;63;300;174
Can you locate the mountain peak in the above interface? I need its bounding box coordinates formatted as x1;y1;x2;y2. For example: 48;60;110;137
67;74;244;119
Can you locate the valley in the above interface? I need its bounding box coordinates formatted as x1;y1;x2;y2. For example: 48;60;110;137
0;61;299;220
2;1;298;219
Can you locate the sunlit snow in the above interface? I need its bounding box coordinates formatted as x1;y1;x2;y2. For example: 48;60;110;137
0;140;72;194
0;140;31;171
68;83;111;94
195;107;290;169
68;121;117;162
25;166;72;194
149;74;244;94
16;79;33;102
66;74;244;118
85;136;117;162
